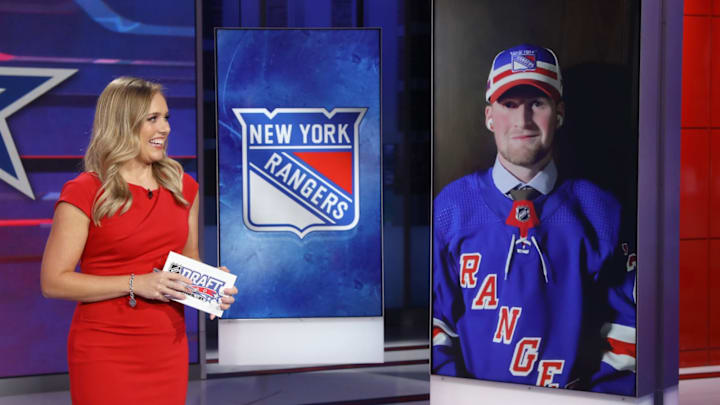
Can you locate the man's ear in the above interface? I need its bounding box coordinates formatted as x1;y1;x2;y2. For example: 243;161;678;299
485;105;493;132
555;101;565;127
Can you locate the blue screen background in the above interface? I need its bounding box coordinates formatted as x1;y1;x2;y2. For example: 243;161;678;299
216;29;382;318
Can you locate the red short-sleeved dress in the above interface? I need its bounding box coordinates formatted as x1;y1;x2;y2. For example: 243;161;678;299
56;172;198;405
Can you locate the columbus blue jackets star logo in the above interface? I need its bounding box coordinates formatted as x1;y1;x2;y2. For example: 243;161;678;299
0;67;76;199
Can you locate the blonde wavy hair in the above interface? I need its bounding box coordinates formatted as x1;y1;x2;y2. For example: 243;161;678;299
84;76;188;225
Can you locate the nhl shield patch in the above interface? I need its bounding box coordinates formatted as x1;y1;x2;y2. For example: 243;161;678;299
515;205;531;222
233;108;366;238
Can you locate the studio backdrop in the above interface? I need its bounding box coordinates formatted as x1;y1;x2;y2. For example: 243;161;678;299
0;0;199;379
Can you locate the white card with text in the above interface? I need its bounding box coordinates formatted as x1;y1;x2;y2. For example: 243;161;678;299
161;251;237;318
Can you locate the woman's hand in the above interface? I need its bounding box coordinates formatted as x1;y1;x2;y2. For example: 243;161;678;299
133;271;193;302
211;265;238;320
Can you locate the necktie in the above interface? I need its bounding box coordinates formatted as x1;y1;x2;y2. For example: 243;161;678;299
509;186;540;201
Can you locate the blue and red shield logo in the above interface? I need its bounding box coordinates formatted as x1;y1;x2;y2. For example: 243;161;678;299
511;50;537;72
233;108;365;238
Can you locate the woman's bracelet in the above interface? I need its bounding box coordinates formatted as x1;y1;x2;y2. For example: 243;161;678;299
128;273;136;308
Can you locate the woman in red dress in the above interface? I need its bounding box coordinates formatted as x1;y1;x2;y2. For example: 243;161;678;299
40;77;236;404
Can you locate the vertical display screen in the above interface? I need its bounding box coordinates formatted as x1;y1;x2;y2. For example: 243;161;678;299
216;29;382;318
431;0;639;396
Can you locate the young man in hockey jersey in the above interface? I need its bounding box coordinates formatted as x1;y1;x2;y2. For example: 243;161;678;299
432;44;637;395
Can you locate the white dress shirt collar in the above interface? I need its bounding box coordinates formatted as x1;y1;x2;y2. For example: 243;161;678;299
491;157;558;198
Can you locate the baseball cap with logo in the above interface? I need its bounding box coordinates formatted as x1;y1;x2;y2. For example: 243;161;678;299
485;44;563;103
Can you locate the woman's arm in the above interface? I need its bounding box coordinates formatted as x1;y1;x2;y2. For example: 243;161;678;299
41;202;191;302
182;190;200;261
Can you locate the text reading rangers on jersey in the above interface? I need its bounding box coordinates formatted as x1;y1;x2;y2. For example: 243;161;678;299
233;108;366;238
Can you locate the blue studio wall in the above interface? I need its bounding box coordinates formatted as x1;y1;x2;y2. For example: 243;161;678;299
0;0;198;377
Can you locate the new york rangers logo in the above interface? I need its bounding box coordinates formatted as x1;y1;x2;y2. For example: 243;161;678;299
511;50;537;72
233;108;365;238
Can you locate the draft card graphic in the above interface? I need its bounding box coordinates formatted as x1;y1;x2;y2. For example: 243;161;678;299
161;251;237;318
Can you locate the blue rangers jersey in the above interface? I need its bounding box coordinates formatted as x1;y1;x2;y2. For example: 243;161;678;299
432;168;636;395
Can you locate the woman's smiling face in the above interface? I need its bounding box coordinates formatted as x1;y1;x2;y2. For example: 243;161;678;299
135;92;170;165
